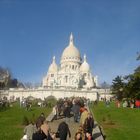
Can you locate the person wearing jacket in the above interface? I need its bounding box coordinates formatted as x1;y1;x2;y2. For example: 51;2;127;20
83;113;94;136
57;121;71;140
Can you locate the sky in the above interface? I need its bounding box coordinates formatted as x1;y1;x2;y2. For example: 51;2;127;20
0;0;140;85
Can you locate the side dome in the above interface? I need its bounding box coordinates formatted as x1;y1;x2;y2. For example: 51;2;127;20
48;56;58;73
61;33;81;63
80;55;90;72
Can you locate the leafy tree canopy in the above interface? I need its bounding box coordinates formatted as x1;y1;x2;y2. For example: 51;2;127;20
112;52;140;100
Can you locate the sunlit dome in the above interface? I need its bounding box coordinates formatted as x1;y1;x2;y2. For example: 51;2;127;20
48;56;58;73
80;54;90;72
61;33;81;63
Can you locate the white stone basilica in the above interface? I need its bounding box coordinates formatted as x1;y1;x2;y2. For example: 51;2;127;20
42;33;98;89
1;33;113;101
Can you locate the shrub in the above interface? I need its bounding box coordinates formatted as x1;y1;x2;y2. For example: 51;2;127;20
22;116;29;125
44;96;57;107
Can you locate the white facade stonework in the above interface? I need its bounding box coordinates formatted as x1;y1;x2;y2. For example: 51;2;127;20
42;33;98;89
0;34;113;101
5;89;98;101
1;88;112;101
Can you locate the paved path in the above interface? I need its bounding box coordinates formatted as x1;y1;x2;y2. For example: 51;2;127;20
47;105;105;140
48;116;105;140
48;116;79;140
92;121;105;140
89;107;105;140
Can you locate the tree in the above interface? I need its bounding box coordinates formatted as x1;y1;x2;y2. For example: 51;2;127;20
0;66;19;89
125;74;140;99
111;76;125;101
129;54;140;99
112;52;140;100
128;52;140;99
0;67;10;89
10;79;18;88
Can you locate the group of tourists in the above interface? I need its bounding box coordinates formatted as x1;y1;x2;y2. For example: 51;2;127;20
116;99;140;108
0;96;10;108
20;98;32;110
101;96;140;109
21;97;95;140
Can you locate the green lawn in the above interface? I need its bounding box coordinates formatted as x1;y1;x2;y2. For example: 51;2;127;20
0;103;52;140
90;102;140;140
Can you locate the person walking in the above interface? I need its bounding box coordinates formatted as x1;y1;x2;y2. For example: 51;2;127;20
32;121;53;140
80;109;88;126
63;102;71;123
57;121;71;140
72;102;80;122
83;113;94;136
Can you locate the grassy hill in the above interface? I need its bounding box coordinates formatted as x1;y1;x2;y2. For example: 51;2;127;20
91;102;140;140
0;102;52;140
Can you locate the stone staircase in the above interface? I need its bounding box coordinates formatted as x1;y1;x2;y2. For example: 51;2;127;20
46;106;105;140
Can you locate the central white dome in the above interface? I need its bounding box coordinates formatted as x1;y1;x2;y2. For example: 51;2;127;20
61;33;81;64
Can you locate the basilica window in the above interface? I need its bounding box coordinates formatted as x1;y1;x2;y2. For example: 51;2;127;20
83;73;87;77
72;65;74;70
65;76;68;83
51;74;54;77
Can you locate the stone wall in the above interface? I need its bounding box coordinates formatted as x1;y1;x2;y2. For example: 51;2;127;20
1;88;112;101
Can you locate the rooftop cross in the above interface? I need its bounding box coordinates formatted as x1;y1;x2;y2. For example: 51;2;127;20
52;56;56;63
69;32;74;46
84;54;87;62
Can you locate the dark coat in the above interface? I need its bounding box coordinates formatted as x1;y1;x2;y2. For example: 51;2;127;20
57;121;71;140
32;131;52;140
72;104;80;114
63;106;71;118
83;117;94;134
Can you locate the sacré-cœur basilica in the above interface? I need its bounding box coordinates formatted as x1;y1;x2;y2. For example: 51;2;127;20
2;33;112;101
42;33;98;90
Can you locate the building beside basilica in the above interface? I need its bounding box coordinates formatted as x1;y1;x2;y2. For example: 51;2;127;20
42;33;98;89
